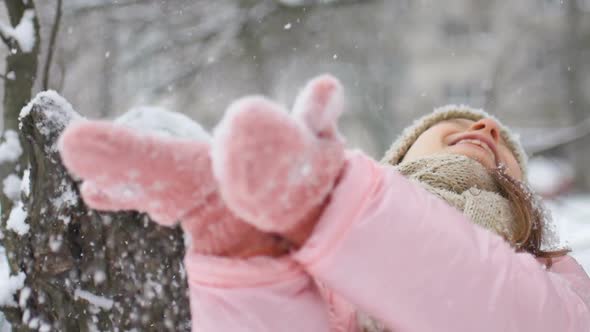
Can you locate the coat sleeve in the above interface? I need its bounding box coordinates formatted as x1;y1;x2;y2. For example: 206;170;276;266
293;150;590;332
184;251;334;332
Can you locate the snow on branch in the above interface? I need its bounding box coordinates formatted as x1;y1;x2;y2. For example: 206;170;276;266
3;174;22;202
74;289;114;310
0;9;36;53
0;250;26;307
0;130;23;164
19;90;81;133
6;202;29;236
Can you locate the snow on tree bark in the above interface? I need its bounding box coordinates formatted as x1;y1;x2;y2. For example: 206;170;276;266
1;94;191;331
1;1;40;329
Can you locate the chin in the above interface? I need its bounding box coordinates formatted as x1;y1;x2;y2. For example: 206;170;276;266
446;146;496;170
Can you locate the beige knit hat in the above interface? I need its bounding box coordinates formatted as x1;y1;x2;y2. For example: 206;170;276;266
381;104;528;178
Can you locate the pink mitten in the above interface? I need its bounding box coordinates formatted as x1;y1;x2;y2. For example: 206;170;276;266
211;74;346;237
58;122;285;257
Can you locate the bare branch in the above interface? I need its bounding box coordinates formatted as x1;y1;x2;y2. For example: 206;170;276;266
119;31;214;69
43;0;63;90
275;0;375;7
67;0;150;16
518;116;590;154
150;64;204;95
56;56;67;93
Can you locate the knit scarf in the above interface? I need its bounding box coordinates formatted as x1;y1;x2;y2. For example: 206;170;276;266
357;154;516;332
393;153;516;241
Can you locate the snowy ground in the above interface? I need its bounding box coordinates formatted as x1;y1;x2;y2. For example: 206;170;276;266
527;157;590;272
549;195;590;273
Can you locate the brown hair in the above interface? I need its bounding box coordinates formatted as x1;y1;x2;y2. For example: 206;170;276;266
491;166;570;267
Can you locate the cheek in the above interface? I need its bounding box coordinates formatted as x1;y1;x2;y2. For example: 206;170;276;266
501;150;523;180
510;160;523;181
403;133;448;162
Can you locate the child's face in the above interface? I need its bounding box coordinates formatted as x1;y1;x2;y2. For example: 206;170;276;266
402;117;523;180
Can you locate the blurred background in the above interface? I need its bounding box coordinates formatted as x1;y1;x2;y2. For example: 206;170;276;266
1;0;590;326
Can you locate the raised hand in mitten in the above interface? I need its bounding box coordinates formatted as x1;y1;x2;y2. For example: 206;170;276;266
211;75;346;246
58;122;286;257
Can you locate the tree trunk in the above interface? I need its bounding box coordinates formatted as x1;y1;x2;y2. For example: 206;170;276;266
0;4;191;328
1;94;191;331
0;0;40;224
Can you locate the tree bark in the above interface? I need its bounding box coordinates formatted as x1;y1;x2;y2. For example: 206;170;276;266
1;95;191;331
2;1;40;133
0;2;39;329
1;4;191;329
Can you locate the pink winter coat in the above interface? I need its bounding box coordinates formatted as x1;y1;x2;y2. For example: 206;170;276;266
185;151;590;331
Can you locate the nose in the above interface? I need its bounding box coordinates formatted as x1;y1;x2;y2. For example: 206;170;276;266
469;118;500;143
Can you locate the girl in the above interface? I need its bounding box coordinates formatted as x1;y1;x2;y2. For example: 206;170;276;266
59;75;590;331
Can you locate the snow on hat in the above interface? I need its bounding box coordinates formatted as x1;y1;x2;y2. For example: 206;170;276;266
381;105;528;178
